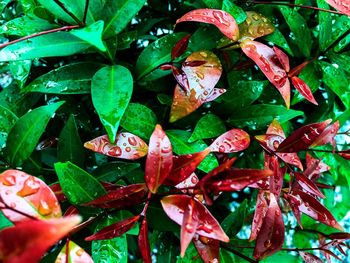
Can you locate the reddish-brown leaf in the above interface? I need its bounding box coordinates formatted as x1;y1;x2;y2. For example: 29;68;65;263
284;193;303;228
49;182;67;202
161;195;229;242
85;215;140;241
145;125;173;193
276;119;332;152
176;9;239;41
0;170;61;223
291;76;318;105
172;34;191;60
249;191;268;242
328;232;350;240
172;66;190;92
338;150;350;160
299;252;323;263
326;0;350;16
253;193;285;259
267;119;285;138
193;234;220;263
0;216;81;263
311;121;339;148
83;184;148;209
209;128;250;153
55;240;93;263
180;198;198;257
63;206;79;216
138;218;151;263
84;133;148;160
294;172;325;198
240;39;290;108
273;46;290;72
267;156;286;195
304;154;330;179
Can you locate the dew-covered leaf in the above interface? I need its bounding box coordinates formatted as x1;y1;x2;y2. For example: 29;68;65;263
209;128;250;153
180;198;198;257
273;46;290;72
238;11;274;40
310;121;339;148
294;172;325;198
55;240;93;263
193;234;220;263
249;191;268;241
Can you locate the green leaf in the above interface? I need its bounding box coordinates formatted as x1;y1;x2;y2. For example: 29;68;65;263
263;28;293;56
220;249;236;263
70;20;106;51
0;0;11;13
54;161;106;204
103;0;146;38
9;60;31;88
92;161;141;182
317;0;332;51
328;52;350;74
91;65;133;142
279;6;312;57
222;0;247;24
0;32;91;61
6;101;64;166
23;62;104;94
202;0;222;8
0;211;13;231
188;27;223;53
176;242;202;263
0;104;18;133
228;105;304;129
57;114;84;167
188;114;226;143
120;103;157;140
221;200;248;237
136;32;187;80
166;129;218;173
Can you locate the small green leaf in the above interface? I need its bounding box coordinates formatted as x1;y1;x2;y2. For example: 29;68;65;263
188;114;226;143
54;161;106;204
70;20;106;51
222;0;247;24
92;65;133;143
120;103;157;140
221;199;248;237
6;101;64;166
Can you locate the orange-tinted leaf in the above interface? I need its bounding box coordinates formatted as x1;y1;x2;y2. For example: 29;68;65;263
180;198;198;257
294;172;325;198
176;9;239;41
83;184;148;209
273;46;290;72
240;39;290;108
291;76;318;105
239;11;274;40
85;215;140;241
326;0;350;16
0;216;81;263
193;234;220;263
172;34;191;60
161;195;229;242
276;119;332;152
299;252;323;263
249;191;268;241
55;240;93;263
253;193;284;259
209;128;250;153
84;133;148;160
0;170;61;223
310;121;340;148
138;218;151;263
145;125;173;193
267;119;285;138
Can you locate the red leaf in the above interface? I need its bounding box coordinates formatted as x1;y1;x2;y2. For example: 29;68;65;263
161;195;229;242
291;76;318;105
63;206;79;216
284;193;303;227
176;9;239;41
276;119;332;152
310;121;339;148
172;34;191;60
338;150;350;160
328;232;350;240
294;172;325;198
253;193;285;259
304;153;330;179
138;218;151;263
0;170;61;223
84;133;148;160
175;173;200;193
249;191;268;241
209;128;250;153
83;184;148;209
55;240;93;263
165;148;210;186
268;156;286;195
240;39;290;108
35;137;58;151
325;0;350;16
85;215;140;241
145;125;173;193
49;182;67;202
267;119;285;138
0;216;81;263
172;66;190;92
180;198;198;257
183;60;207;67
288;60;312;77
273;46;290;72
299;252;323;263
193;234;220;263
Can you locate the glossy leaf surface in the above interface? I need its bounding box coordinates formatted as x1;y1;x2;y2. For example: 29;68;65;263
291;76;318;105
188;114;226;143
326;0;350;16
209;128;250;153
249;191;268;241
238;11;274;40
193;234;220;263
138;218;151;263
55;241;93;263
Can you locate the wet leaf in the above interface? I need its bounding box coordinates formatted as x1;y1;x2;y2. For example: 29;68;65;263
326;0;350;16
0;170;61;222
180;198;198;257
145;125;173;193
176;9;239;41
239;11;274;40
310;121;339;148
291;76;318;105
138;218;151;263
193;234;220;263
273;46;290;72
222;0;247;24
84;133;148;160
188;114;226;143
298;251;323;263
294;172;325;198
304;154;330;179
55;240;93;263
172;34;191;60
249;191;268;241
209;128;250;153
70;20;106;51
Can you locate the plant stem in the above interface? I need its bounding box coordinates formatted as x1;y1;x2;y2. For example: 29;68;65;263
221;244;258;263
83;0;90;24
0;25;81;49
53;0;84;26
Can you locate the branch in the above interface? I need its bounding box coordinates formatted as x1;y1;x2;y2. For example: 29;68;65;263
53;0;83;26
221;244;258;263
83;0;90;24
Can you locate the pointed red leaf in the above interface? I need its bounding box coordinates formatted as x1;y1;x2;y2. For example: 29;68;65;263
299;252;323;263
249;191;269;241
83;184;148;209
35;137;58;151
145;125;173;193
176;9;239;41
294;172;325;198
55;240;93;263
304;154;330;179
267;119;285;138
284;193;303;228
0;216;81;263
209;128;250;153
267;156;286;195
253;193;285;259
175;173;199;192
326;0;350;16
193;234;220;263
172;34;191;60
64;206;79;216
85;215;140;241
0;170;61;223
240;39;290;108
273;46;290;72
161;195;229;242
276;119;332;152
328;232;350;240
288;60;313;77
291;76;318;105
172;66;190;92
180;198;198;257
138;218;151;263
84;133;148;160
310;121;339;148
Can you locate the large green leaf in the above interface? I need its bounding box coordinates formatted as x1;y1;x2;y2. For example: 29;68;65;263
188;114;226;143
91;65;133;142
54;161;106;204
0;32;91;61
221;200;248;237
6;101;64;166
70;20;106;51
23;62;104;94
57;114;85;167
120;103;157;140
